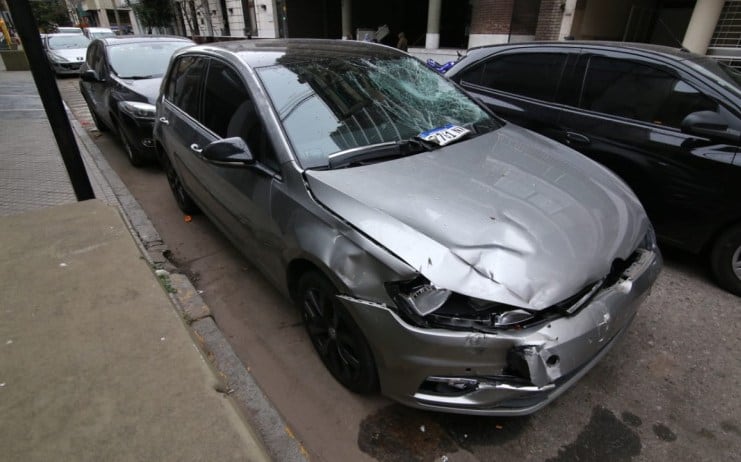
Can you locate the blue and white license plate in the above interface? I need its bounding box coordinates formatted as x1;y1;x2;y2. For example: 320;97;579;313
418;123;470;146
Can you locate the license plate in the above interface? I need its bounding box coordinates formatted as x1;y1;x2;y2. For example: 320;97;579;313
418;124;470;146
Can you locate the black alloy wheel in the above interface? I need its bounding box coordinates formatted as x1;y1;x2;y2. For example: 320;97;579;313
120;131;145;167
161;154;199;215
297;272;379;393
710;224;741;296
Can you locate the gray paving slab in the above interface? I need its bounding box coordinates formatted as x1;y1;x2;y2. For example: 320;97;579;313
0;66;307;461
0;200;270;462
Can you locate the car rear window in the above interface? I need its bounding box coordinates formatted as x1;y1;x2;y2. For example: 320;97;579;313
108;41;190;78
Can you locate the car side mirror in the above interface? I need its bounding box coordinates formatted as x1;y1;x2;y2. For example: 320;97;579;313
202;137;255;166
81;69;104;83
681;110;739;143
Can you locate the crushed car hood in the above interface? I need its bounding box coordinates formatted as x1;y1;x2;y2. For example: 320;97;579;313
305;124;649;310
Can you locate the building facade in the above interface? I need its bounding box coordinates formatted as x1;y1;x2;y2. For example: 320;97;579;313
28;0;737;65
70;0;141;34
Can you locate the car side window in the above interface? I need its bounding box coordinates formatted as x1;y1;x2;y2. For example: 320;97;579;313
461;53;568;102
202;60;248;137
85;43;105;76
166;56;206;121
86;43;99;70
581;56;717;128
203;59;280;171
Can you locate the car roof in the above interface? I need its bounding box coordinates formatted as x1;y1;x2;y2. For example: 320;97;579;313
47;33;89;38
98;35;193;46
465;40;704;63
175;38;404;67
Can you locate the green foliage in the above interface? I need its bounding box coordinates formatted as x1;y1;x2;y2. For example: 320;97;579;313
30;0;71;32
127;0;174;32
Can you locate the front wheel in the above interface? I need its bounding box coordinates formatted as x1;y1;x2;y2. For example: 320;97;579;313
120;131;145;167
161;153;200;215
297;272;379;393
710;224;741;296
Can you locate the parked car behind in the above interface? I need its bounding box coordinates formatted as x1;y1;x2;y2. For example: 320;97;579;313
84;27;116;40
154;39;662;415
446;42;741;296
44;33;90;75
55;26;83;34
79;36;193;166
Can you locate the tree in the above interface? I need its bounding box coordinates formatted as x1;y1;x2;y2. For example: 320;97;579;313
30;0;71;32
127;0;174;34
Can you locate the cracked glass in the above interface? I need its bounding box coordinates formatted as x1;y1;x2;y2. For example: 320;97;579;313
256;55;499;168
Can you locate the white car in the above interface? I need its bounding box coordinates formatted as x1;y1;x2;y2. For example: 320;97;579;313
56;26;82;34
44;33;91;75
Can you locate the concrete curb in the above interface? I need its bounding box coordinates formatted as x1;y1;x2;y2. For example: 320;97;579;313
68;111;309;462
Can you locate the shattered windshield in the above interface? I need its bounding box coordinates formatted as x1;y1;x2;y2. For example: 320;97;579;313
256;54;499;169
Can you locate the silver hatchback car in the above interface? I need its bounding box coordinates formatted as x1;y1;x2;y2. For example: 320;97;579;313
154;39;662;415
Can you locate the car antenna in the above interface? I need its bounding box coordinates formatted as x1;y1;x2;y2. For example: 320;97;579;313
656;17;690;52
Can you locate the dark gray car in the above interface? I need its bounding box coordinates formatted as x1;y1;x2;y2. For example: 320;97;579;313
154;39;662;415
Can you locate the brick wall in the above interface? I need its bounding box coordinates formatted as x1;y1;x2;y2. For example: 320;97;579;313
470;0;514;35
511;0;541;35
534;0;564;40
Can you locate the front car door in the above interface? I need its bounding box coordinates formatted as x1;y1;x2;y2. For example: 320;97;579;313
558;49;741;251
80;41;109;123
161;55;285;281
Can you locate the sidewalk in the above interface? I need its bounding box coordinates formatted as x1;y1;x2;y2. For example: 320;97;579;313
0;64;300;460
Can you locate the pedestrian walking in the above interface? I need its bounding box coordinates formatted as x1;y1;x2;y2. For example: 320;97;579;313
396;32;408;51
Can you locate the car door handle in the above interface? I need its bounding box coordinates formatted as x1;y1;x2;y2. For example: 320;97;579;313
566;132;590;145
158;117;169;125
190;143;203;154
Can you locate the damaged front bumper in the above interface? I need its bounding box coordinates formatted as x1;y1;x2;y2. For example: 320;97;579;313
339;248;662;415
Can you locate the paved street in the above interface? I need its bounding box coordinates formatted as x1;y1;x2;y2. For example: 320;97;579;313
55;75;741;462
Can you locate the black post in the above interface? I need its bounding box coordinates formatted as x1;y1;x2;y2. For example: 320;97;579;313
7;0;95;201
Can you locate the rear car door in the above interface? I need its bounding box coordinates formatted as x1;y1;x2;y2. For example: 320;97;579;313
454;47;574;140
559;50;740;251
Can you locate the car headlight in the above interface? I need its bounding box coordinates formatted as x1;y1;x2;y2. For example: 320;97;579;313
386;278;538;330
400;284;452;316
119;101;156;119
639;223;657;250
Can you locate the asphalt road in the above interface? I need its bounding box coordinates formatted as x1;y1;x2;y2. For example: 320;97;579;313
57;76;741;462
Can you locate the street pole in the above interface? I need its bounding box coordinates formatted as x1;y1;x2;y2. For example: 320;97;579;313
6;1;95;201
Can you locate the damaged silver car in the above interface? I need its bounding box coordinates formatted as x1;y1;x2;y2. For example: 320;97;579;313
154;39;662;415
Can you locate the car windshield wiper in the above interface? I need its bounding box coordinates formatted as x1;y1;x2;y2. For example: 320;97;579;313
120;74;155;79
327;138;432;169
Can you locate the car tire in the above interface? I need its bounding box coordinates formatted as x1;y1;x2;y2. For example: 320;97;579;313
297;271;379;394
88;107;109;132
120;131;146;167
710;224;741;296
162;154;200;215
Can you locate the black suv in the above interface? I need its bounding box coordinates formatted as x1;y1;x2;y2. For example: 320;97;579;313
447;41;741;295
